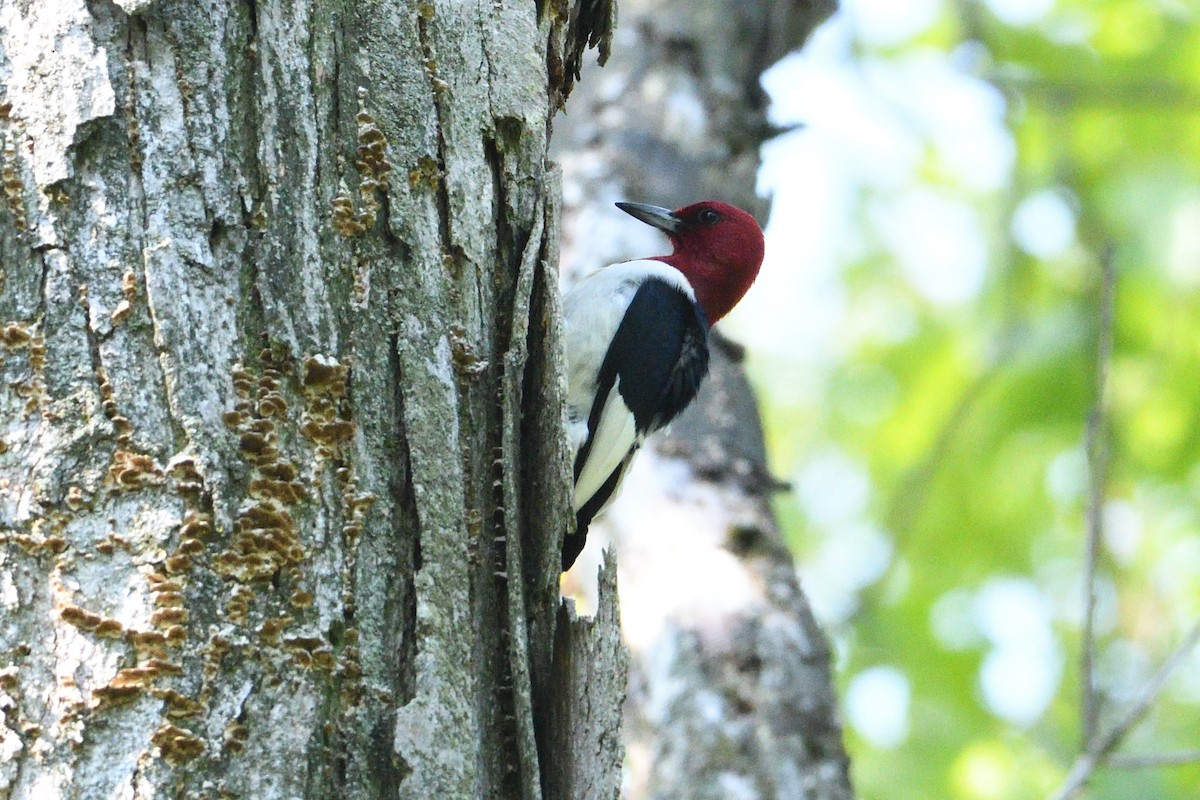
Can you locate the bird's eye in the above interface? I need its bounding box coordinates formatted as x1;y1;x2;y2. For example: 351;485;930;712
697;209;721;225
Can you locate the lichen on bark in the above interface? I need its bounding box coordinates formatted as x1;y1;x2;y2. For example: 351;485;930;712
0;1;613;798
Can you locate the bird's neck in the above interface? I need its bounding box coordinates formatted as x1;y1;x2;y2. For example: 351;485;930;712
658;254;758;326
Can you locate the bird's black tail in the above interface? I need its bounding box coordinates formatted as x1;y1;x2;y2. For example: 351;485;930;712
561;519;589;572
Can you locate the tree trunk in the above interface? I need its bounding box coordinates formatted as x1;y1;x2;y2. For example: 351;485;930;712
554;0;854;797
0;1;618;798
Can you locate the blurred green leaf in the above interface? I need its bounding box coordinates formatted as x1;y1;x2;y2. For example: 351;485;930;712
756;1;1200;798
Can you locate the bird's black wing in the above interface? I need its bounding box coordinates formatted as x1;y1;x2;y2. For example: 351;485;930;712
613;279;710;435
566;277;709;570
575;277;710;477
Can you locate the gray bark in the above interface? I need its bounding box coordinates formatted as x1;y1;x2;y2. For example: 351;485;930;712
554;0;854;798
0;1;618;798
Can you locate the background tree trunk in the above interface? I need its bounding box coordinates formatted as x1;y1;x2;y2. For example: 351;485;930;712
554;1;854;797
0;1;618;798
0;0;851;798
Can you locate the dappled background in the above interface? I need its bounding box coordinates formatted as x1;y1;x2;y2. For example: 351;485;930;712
730;0;1200;798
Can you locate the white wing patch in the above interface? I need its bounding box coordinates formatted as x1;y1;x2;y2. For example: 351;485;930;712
572;376;641;513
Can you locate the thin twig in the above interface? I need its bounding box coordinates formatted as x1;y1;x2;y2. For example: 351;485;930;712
1080;244;1116;749
1094;618;1200;756
985;74;1200;109
1109;750;1200;769
1050;617;1200;800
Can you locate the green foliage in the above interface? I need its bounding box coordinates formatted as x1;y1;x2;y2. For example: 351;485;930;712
754;2;1200;797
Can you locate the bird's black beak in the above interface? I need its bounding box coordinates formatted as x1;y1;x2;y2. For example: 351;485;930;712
616;202;683;235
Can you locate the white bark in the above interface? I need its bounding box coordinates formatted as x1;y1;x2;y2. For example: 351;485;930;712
0;1;619;798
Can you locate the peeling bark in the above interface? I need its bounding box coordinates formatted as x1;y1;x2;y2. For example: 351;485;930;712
0;1;618;798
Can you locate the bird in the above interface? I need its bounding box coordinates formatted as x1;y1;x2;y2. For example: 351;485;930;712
561;200;765;571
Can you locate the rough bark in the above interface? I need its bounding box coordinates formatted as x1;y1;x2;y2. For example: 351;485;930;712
554;0;854;797
0;1;618;798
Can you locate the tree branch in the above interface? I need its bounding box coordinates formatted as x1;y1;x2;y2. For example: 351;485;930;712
1080;243;1116;748
1109;750;1200;770
1051;616;1200;800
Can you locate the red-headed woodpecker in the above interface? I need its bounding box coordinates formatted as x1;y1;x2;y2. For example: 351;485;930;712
562;200;765;571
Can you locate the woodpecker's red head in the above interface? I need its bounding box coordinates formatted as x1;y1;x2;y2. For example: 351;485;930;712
617;200;764;325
